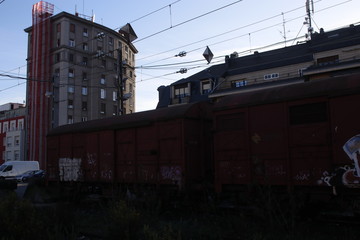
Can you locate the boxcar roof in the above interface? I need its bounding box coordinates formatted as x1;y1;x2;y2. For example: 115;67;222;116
213;73;360;111
48;101;210;136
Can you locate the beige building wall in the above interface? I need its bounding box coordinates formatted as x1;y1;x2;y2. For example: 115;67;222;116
49;13;137;127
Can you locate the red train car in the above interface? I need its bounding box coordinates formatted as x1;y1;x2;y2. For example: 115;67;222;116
213;73;360;194
46;102;212;193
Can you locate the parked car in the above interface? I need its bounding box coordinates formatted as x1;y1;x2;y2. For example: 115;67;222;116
16;170;45;182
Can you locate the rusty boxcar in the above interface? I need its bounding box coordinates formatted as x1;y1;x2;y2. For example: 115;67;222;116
212;73;360;194
46;102;212;193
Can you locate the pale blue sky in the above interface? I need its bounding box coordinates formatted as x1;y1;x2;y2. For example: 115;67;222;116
0;0;359;111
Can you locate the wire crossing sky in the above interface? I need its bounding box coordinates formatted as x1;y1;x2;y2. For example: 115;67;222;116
0;0;359;111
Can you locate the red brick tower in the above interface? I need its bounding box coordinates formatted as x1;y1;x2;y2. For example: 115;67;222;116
26;1;54;167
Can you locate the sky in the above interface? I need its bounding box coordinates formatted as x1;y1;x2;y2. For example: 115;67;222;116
0;0;359;112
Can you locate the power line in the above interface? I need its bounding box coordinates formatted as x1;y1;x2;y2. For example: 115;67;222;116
133;0;243;43
0;0;354;94
137;3;307;65
128;0;182;25
0;82;26;93
136;0;349;70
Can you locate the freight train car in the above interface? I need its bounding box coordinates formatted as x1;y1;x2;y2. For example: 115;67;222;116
46;102;212;194
212;73;360;197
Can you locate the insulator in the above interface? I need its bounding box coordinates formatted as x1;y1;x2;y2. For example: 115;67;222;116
177;51;187;57
179;68;187;74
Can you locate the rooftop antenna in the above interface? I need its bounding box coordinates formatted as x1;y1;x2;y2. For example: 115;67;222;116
305;0;314;40
280;12;290;47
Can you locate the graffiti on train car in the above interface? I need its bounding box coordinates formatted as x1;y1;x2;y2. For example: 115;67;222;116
59;158;82;181
86;153;98;179
320;134;360;187
160;166;182;186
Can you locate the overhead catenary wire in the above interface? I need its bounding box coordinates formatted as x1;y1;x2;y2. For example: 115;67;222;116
126;0;182;26
0;0;186;93
2;0;244;93
0;0;355;94
133;0;243;43
136;0;351;72
0;1;308;87
137;1;326;66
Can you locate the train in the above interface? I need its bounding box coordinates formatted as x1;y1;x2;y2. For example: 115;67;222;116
46;73;360;201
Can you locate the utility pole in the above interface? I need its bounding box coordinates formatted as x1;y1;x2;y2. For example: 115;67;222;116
117;43;124;115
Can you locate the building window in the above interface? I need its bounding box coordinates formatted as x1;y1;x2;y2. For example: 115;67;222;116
100;74;106;84
264;73;279;80
231;80;247;88
100;103;106;114
83;28;88;37
68;85;75;93
113;105;117;115
54;68;60;77
14;151;20;161
201;81;211;94
174;83;190;99
82;56;88;66
6;151;11;161
18;119;24;130
68;99;74;109
109;36;114;45
113;91;117;101
125;45;129;61
68;69;74;78
129;83;133;93
56;23;61;32
69;53;74;62
81;117;88;122
82;87;88;95
82;101;87;111
100;89;106;99
69;39;75;47
55;53;60;63
82;42;88;51
10;121;16;131
317;55;339;66
14;136;20;146
56;38;60;47
67;115;73;124
3;122;8;132
82;72;87;81
7;136;12;147
101;59;106;68
70;23;75;33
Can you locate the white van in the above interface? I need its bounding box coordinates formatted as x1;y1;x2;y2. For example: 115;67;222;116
0;161;40;179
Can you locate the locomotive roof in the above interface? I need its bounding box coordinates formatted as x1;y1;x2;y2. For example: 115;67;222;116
47;101;211;136
213;73;360;110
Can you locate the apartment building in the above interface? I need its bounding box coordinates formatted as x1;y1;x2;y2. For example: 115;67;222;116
157;23;360;108
0;104;26;164
24;1;137;167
